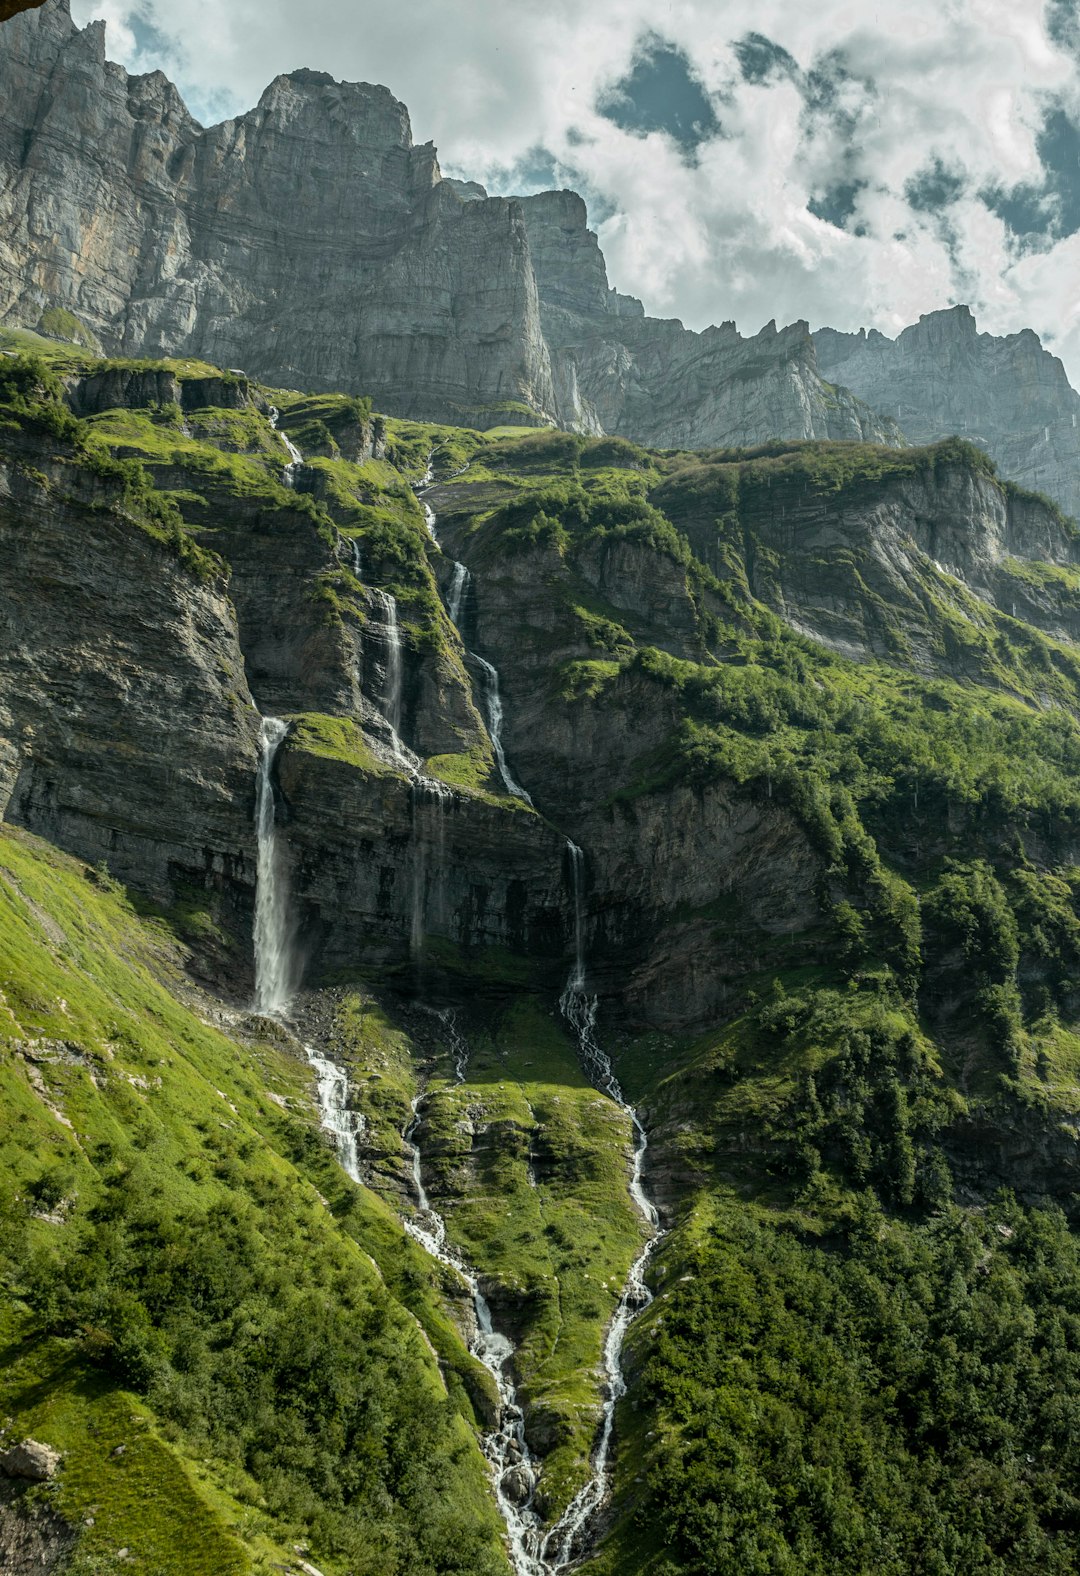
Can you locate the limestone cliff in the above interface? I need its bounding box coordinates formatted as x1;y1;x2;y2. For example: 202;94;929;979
816;306;1080;518
0;0;888;451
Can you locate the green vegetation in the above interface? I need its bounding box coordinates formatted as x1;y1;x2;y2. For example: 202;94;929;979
588;1191;1080;1576
9;333;1080;1571
36;306;101;351
337;995;645;1518
0;826;508;1575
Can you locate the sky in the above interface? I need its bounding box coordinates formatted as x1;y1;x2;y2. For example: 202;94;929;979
70;0;1080;386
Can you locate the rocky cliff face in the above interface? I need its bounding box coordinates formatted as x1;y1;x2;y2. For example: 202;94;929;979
5;3;1080;524
0;0;893;452
816;306;1080;519
0;2;558;427
0;421;260;916
517;190;901;449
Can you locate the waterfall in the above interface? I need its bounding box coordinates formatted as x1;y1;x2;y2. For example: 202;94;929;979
253;717;293;1016
371;588;405;752
416;473;532;807
306;1046;365;1184
253;719;366;1184
351;538;363;579
401;1023;549;1576
267;405;303;487
448;561;471;627
544;841;662;1570
473;655;534;806
409;779;451;960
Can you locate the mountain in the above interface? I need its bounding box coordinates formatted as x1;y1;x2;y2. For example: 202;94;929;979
816;306;1080;519
0;0;897;451
5;327;1080;1572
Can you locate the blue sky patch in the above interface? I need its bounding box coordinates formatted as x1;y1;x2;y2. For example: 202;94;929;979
598;34;721;154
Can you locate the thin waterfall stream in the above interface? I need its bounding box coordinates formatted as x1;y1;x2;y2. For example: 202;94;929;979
267;405;303;487
254;717;366;1174
416;460;533;805
400;1018;554;1576
543;842;663;1570
253;723;546;1573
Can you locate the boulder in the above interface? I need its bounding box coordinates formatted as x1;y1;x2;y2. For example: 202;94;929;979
0;1440;61;1481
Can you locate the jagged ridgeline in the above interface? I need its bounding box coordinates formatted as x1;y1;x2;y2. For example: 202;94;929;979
4;326;1080;1576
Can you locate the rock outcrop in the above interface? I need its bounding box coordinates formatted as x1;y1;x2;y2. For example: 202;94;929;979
0;422;261;915
815;306;1080;518
517;190;901;449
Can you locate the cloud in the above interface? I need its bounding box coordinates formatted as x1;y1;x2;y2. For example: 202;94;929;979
68;0;1080;386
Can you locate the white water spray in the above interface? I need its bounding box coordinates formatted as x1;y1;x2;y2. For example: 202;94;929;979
402;1020;549;1576
544;842;662;1569
254;717;293;1016
448;560;471;626
473;656;535;806
370;587;405;754
268;405;303;487
252;720;366;1181
306;1046;365;1184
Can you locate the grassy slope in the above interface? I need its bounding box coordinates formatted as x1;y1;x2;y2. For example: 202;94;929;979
332;992;644;1518
0;825;508;1576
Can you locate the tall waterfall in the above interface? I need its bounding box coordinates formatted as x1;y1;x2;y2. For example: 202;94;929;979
253;718;365;1181
544;841;662;1569
370;588;405;755
402;1021;550;1576
267;405;303;487
253;717;293;1016
448;561;471;626
409;780;450;961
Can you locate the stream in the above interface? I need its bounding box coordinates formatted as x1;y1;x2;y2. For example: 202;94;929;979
249;453;663;1571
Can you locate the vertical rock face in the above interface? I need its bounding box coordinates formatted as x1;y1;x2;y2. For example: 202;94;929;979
0;0;891;449
815;307;1080;517
0;430;261;909
0;2;558;426
6;0;1080;515
516;192;902;449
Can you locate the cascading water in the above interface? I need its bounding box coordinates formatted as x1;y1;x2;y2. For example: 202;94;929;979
416;470;532;806
254;716;293;1016
253;718;365;1182
370;587;405;756
409;779;450;961
402;1019;550;1576
448;560;471;626
543;841;662;1570
267;405;304;487
473;655;534;805
306;1047;365;1183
